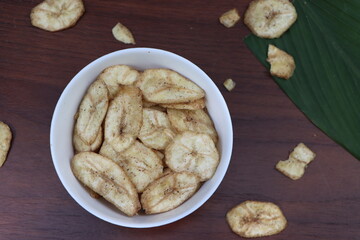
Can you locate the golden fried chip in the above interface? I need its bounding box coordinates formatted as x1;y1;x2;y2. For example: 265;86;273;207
98;65;140;99
160;98;205;110
167;109;218;143
223;78;236;91
71;152;141;216
244;0;297;38
100;141;164;193
0;122;12;167
30;0;85;32
73;126;103;153
99;141;126;163
290;142;316;164
137;69;205;104
75;79;108;146
226;201;287;238
219;8;241;28
267;44;295;79
165;131;220;181
276;158;306;180
138;108;176;150
276;143;316;180
112;22;135;44
141;172;200;214
104;86;142;153
120;141;163;193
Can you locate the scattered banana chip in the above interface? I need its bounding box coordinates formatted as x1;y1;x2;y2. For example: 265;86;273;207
99;65;140;99
244;0;297;39
267;44;295;79
160;98;206;110
223;78;236;91
71;152;141;216
167;109;218;143
104;86;142;153
138;108;176;150
112;22;136;44
137;69;205;104
0;122;12;167
165;131;220;181
73;126;103;153
276;158;305;180
219;8;241;28
74;79;109;146
141;172;200;214
30;0;85;32
226;201;287;238
289;142;316;164
276;143;316;180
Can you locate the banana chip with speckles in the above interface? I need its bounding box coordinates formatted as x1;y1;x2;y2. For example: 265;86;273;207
141;172;200;214
71;152;141;216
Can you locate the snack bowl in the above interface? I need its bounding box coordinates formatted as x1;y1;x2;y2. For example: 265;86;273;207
50;47;233;228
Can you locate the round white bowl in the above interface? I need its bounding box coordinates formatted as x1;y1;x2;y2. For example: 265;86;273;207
50;48;233;228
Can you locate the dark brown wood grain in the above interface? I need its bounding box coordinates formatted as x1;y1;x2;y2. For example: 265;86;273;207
0;0;359;239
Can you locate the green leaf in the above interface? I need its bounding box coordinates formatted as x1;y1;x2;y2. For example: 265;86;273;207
244;0;360;159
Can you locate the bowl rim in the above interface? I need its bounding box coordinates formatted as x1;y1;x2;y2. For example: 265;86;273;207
50;47;233;228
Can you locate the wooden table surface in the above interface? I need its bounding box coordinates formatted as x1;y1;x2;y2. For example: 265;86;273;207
1;0;359;239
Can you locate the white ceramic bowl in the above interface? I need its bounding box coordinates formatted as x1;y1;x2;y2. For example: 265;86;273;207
50;48;233;228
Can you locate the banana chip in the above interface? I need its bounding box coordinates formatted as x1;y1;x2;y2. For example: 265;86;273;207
219;8;241;28
73;126;103;153
138;108;176;150
75;80;109;146
160;98;205;110
141;172;200;214
100;140;164;193
120;141;164;193
167;109;218;143
244;0;297;39
165;131;219;181
99;65;140;99
267;44;295;80
99;141;127;163
71;152;141;216
30;0;85;32
226;201;287;238
223;78;236;91
137;69;205;104
276;143;316;180
0;122;12;167
112;22;136;44
289;142;316;164
104;86;142;153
